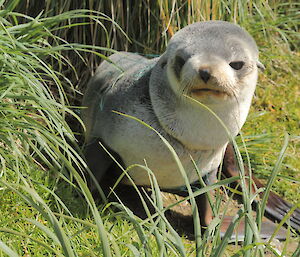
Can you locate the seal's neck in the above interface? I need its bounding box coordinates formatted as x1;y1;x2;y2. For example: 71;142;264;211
149;62;255;150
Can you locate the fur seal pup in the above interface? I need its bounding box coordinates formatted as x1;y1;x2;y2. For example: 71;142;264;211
82;21;300;234
83;21;261;188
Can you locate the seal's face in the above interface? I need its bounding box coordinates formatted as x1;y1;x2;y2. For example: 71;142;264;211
165;21;263;104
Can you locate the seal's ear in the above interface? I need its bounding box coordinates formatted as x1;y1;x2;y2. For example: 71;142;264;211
257;61;265;71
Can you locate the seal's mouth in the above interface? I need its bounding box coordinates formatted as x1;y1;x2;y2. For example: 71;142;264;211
190;88;229;97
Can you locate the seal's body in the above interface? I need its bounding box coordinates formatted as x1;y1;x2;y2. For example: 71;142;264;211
83;21;261;189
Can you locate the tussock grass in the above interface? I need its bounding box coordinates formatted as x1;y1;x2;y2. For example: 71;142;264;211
0;0;299;256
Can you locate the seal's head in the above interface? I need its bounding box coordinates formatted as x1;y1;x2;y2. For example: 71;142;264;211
162;21;264;104
150;21;264;150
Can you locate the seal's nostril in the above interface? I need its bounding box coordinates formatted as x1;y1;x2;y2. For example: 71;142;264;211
199;69;211;83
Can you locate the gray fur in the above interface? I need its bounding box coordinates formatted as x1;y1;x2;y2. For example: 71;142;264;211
82;21;262;189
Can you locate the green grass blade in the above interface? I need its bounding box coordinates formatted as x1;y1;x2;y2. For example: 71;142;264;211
0;241;20;257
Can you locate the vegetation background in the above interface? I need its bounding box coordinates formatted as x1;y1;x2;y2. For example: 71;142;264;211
0;0;299;256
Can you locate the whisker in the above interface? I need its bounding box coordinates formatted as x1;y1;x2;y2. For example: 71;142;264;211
231;91;242;129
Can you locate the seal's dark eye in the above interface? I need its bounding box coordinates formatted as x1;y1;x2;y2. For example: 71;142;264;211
229;61;245;70
173;55;186;77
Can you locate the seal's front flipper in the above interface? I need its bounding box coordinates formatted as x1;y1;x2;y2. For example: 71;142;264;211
84;139;113;195
222;143;300;234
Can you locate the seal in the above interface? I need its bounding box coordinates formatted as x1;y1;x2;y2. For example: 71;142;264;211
82;21;300;234
83;21;262;189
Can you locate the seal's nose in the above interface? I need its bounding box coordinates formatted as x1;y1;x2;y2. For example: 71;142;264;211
199;69;211;83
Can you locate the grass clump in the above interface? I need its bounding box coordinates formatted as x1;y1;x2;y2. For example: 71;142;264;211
0;0;299;256
0;3;110;256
